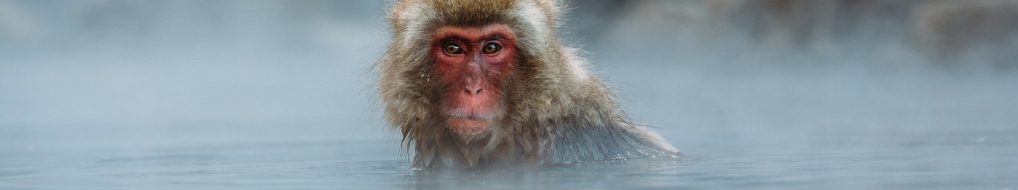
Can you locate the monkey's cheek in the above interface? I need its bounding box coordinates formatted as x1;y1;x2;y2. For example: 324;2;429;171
447;118;492;137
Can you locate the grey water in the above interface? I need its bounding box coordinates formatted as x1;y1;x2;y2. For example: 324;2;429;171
2;1;1017;189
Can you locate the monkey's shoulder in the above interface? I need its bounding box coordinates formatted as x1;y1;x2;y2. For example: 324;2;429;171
547;120;679;164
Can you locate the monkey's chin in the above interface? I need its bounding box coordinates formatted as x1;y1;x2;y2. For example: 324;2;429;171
447;118;492;140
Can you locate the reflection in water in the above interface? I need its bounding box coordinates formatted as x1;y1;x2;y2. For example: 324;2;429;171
407;159;685;190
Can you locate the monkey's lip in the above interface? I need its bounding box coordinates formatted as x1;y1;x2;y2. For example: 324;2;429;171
446;109;499;120
445;109;498;137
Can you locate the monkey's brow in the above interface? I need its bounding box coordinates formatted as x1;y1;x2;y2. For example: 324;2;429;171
485;35;506;41
436;33;507;42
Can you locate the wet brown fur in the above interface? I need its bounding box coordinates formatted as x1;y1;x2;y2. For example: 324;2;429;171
380;0;678;169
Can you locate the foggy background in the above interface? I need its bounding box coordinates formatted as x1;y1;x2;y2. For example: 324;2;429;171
2;1;1018;186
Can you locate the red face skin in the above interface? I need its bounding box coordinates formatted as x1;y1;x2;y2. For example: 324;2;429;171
431;24;518;139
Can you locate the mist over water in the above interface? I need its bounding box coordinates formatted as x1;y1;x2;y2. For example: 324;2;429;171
1;1;392;150
2;1;1017;189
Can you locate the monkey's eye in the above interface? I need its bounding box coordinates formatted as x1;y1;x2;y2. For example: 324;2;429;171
482;42;502;54
443;42;464;55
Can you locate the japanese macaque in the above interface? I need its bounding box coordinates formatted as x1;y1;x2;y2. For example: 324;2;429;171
379;0;678;169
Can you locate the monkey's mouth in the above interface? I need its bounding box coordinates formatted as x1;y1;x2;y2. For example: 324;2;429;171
445;109;498;138
446;109;498;120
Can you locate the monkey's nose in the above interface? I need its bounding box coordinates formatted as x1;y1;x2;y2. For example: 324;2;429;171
463;63;484;96
464;85;483;95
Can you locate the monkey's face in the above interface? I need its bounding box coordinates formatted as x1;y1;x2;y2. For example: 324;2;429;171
430;24;518;140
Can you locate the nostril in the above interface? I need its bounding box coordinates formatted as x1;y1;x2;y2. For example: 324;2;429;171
464;87;483;95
